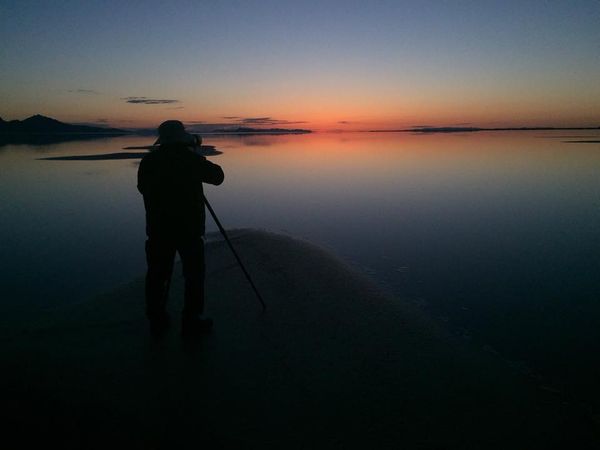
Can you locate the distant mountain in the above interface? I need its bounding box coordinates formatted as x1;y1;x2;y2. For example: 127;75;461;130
0;115;127;134
208;127;311;135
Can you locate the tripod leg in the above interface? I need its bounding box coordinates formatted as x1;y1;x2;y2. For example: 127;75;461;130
203;195;266;310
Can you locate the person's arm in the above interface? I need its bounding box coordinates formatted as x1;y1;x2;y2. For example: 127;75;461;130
196;156;224;186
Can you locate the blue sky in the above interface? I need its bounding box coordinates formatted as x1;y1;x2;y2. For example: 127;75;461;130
1;0;599;128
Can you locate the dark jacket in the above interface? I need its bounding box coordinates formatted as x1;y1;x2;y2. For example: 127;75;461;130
137;145;224;238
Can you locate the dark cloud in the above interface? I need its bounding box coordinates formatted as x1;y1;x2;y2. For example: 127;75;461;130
96;118;109;123
67;89;99;94
184;121;205;126
122;97;179;105
337;121;359;125
222;116;241;120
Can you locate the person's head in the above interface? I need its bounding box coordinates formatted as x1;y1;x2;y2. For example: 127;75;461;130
155;120;199;147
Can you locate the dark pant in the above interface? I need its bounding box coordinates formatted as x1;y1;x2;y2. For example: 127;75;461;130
145;235;205;320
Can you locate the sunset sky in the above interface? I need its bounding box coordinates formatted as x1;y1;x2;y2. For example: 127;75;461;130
1;0;599;131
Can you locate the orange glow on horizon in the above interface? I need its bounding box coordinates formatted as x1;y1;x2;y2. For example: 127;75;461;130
6;94;600;132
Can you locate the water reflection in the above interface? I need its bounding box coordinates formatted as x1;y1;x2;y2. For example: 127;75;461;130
1;130;600;408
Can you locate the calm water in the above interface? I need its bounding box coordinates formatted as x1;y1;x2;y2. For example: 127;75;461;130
2;131;600;407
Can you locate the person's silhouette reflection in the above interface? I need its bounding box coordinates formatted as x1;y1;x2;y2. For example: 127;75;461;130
137;120;224;337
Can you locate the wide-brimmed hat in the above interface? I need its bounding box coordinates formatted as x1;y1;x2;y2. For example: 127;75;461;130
154;120;197;146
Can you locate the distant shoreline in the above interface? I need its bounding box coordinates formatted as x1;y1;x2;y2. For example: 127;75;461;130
0;115;313;138
199;131;311;136
369;126;600;133
4;115;598;137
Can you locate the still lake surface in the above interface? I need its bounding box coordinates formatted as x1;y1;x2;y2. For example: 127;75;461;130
2;131;600;407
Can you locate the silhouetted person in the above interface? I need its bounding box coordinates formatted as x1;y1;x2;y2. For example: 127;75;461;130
137;120;224;337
